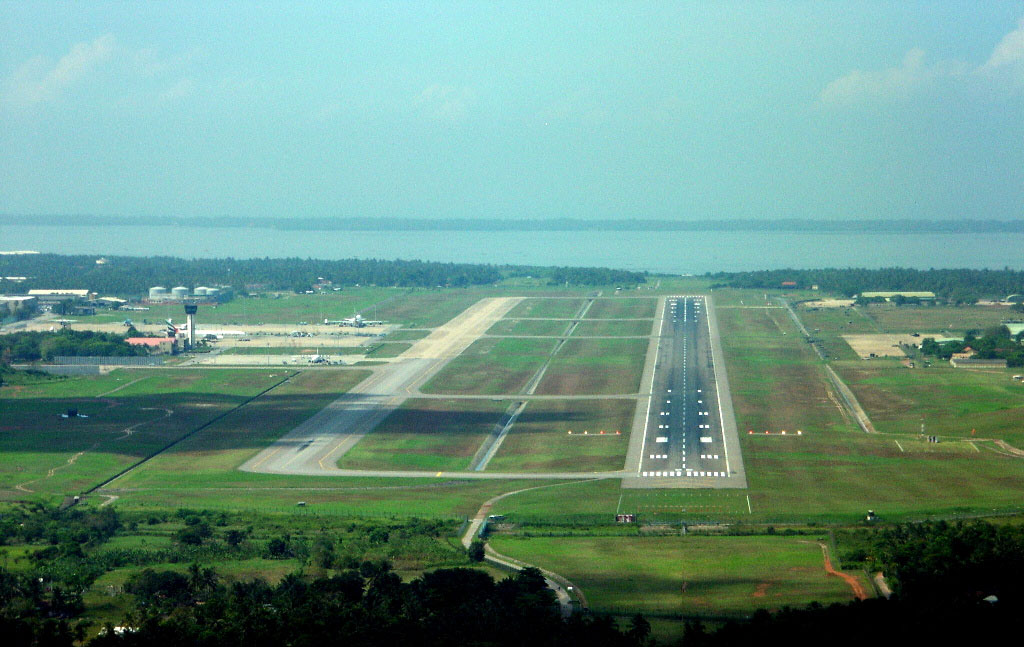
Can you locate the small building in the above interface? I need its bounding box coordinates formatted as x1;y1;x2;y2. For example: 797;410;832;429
0;295;37;315
781;281;797;289
950;358;1008;369
859;291;936;301
95;296;127;309
27;289;92;304
951;347;977;360
126;337;178;355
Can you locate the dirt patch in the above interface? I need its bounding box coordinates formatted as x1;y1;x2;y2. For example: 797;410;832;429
842;334;918;359
753;582;770;598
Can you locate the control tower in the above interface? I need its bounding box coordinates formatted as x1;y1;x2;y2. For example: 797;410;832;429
184;304;198;349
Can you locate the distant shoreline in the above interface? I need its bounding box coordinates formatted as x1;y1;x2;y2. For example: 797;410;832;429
4;214;1024;234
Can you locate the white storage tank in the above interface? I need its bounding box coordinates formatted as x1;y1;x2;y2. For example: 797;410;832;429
149;286;168;300
193;287;209;296
171;286;190;299
205;287;220;297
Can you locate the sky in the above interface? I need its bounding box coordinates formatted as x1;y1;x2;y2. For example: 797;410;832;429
1;1;1023;222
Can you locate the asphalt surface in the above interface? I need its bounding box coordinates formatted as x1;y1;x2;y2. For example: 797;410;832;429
622;295;746;489
241;297;523;476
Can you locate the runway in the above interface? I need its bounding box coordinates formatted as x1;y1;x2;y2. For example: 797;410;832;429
622;295;746;489
241;297;522;476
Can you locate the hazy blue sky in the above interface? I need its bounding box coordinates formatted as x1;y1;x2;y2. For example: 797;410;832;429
2;2;1022;221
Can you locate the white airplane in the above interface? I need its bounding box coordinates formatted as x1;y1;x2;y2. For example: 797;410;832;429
167;318;247;338
323;314;386;328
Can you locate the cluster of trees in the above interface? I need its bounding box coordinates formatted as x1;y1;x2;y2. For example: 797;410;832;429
690;520;1024;645
95;564;649;647
708;268;1024;302
920;325;1024;366
10;214;1024;233
0;330;147;363
3;562;648;647
871;520;1024;604
0;255;645;295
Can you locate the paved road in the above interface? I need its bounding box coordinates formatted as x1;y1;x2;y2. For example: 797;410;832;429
461;482;595;618
623;295;746;489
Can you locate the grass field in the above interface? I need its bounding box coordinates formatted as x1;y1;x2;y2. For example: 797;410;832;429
75;288;398;326
865;305;1021;334
486;318;571;336
107;369;371;490
0;369;291;497
421;337;558;395
370;290;501;328
838;362;1024;442
535;338;647;395
585;298;656;319
365;342;412;358
385;329;431;341
337;398;511;471
571;319;653;337
797;306;877;360
487;399;634;472
711;303;1024;522
489;535;858;618
507;298;587;319
103;478;577;519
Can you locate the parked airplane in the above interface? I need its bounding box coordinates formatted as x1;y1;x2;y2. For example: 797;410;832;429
323;314;386;327
166;318;247;338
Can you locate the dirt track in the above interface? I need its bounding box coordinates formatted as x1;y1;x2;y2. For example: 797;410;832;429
819;543;868;600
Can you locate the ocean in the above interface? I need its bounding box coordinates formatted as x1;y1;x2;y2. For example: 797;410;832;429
2;224;1022;273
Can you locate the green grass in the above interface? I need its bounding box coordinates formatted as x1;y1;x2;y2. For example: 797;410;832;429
797;306;878;360
535;338;647;395
103;479;578;519
866;305;1020;334
385;329;431;341
421;337;558;395
711;303;1024;523
365;342;411;358
490;479;622;523
507;298;587;319
838;362;1024;442
489;535;858;618
487;399;634;472
79;288;397;326
337;398;512;471
109;369;372;489
370;290;493;328
486;318;571;336
585;298;656;319
0;369;290;497
571;319;653;337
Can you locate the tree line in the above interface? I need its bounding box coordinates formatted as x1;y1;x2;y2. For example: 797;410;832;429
708;267;1024;302
0;330;148;364
0;255;646;296
920;325;1024;366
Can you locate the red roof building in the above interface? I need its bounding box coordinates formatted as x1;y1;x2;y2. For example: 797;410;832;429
126;337;177;354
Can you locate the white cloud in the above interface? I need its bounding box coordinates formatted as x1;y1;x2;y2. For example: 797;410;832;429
413;84;476;122
982;19;1024;71
3;34;116;106
820;18;1024;106
820;48;967;106
159;78;194;102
